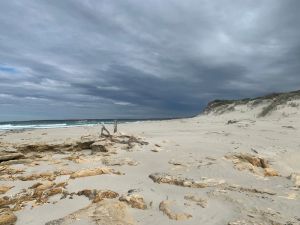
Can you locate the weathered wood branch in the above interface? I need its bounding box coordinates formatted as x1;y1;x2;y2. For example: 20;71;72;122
100;124;111;137
113;120;118;133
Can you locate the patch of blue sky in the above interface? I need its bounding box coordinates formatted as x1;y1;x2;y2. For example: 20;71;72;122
0;65;18;73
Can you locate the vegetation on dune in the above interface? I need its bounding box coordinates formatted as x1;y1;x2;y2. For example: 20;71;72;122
204;90;300;116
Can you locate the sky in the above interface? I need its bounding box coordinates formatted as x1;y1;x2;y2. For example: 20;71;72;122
0;0;300;121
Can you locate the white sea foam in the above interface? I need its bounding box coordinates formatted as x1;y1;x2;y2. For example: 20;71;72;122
0;123;69;130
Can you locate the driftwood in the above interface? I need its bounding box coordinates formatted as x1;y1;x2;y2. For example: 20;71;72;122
100;124;111;137
113;120;118;133
110;135;148;149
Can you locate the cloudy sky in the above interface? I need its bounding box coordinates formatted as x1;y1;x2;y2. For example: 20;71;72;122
0;0;299;121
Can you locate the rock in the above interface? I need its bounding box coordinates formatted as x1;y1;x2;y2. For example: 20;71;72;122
229;153;269;168
184;195;207;208
102;158;138;166
0;153;25;163
0;181;68;210
45;218;64;225
93;200;136;225
264;168;279;177
93;190;119;203
0;209;17;225
16;141;94;153
45;188;63;197
18;170;71;181
0;186;13;195
0;197;11;208
77;189;95;200
90;142;108;152
225;153;278;177
223;185;276;195
288;173;300;187
77;189;119;202
30;181;54;191
45;199;136;225
70;167;122;179
0;147;18;153
149;173;221;188
119;194;147;209
159;200;192;220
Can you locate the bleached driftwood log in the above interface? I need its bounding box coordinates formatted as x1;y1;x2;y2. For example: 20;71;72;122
100;124;111;137
113;120;118;133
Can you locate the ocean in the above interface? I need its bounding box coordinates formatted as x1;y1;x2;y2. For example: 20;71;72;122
0;119;160;130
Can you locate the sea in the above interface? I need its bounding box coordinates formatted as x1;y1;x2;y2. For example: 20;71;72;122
0;119;163;130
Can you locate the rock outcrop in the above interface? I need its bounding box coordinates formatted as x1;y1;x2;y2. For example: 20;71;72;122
45;199;136;225
225;153;279;177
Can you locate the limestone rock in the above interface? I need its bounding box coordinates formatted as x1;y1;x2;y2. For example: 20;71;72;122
0;209;17;225
0;186;13;195
225;153;279;177
77;189;119;203
0;147;18;153
288;173;300;187
119;194;147;209
226;153;269;169
149;173;221;188
102;157;138;166
184;195;207;208
159;200;192;220
45;199;136;225
18;170;71;181
264;168;279;177
93;190;119;203
30;181;54;191
70;167;122;179
0;153;25;163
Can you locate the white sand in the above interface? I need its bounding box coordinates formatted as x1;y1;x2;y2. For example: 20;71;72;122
0;101;300;225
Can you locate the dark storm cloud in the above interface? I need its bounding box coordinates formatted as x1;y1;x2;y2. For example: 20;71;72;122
0;0;300;120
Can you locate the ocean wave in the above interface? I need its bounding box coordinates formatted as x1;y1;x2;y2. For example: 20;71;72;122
0;123;70;130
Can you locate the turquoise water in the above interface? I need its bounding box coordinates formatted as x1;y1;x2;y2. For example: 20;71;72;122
0;119;158;130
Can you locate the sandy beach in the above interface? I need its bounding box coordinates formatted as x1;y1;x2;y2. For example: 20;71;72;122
0;95;300;225
1;0;300;224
